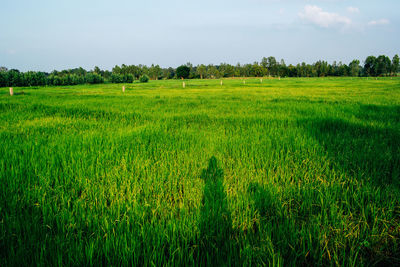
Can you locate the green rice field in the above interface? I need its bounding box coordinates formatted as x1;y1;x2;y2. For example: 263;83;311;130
1;77;399;266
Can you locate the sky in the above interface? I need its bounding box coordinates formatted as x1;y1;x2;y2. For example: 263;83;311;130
0;0;399;72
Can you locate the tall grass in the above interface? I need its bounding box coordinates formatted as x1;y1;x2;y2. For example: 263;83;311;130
0;78;399;266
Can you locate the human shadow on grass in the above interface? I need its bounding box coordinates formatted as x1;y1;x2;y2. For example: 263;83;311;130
303;105;400;188
197;156;239;266
196;157;285;266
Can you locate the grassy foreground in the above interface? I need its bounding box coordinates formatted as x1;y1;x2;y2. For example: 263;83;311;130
0;78;399;266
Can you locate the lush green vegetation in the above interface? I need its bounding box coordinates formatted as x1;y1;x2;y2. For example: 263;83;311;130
1;77;399;266
1;54;399;88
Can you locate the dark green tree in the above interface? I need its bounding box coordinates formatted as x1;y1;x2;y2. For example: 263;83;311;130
149;64;162;80
364;56;377;77
267;56;278;76
139;74;149;83
197;64;207;79
176;65;190;79
123;74;134;83
110;73;123;83
85;73;104;84
391;54;399;76
349;60;361;77
376;55;391;76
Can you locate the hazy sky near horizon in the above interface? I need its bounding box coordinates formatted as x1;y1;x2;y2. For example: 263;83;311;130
1;0;399;72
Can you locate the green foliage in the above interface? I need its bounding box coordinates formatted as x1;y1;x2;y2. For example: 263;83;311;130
1;55;397;89
176;65;190;79
85;73;104;84
0;78;399;266
23;71;47;86
376;55;392;76
110;73;134;83
392;54;399;75
70;74;85;85
349;59;361;77
0;72;6;87
364;56;377;77
110;73;123;83
139;74;149;83
123;74;134;83
197;64;206;79
149;64;162;80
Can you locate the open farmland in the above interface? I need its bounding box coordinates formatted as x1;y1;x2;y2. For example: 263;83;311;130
0;78;399;266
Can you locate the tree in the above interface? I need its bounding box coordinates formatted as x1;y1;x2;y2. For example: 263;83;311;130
71;74;84;85
162;67;175;79
73;67;86;76
279;59;288;77
376;55;391;76
234;63;242;77
6;69;23;86
391;54;399;76
112;65;122;74
0;71;7;87
267;56;278;76
252;62;263;77
314;60;329;77
260;57;268;69
349;59;361;77
242;64;254;77
207;65;218;78
197;64;206;79
364;56;377;77
219;63;235;77
110;73;123;83
123;74;134;83
149;64;162;80
139;75;149;83
176;65;190;79
85;73;104;84
93;66;101;74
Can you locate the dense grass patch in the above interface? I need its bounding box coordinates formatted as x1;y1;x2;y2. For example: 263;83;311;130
1;78;399;266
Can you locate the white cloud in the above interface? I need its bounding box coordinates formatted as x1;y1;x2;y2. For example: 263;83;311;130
299;5;352;28
368;19;389;26
347;7;359;13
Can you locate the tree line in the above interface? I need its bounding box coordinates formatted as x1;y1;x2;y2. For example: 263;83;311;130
0;54;398;87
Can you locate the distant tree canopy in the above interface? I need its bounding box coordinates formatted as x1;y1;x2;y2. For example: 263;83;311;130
176;65;190;79
0;54;398;87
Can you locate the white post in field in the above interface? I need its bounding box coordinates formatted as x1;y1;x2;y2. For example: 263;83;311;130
260;78;263;83
243;80;246;85
279;76;281;80
220;80;223;86
183;82;185;88
122;85;125;93
9;87;13;96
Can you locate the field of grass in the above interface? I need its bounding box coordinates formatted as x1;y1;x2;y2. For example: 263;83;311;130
1;77;399;266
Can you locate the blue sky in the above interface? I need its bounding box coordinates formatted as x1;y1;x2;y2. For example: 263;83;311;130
1;0;399;72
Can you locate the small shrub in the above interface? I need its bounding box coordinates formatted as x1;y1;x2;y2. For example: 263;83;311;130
110;73;123;83
139;75;149;83
123;74;134;83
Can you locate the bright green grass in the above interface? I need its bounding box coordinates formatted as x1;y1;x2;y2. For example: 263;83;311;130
0;77;399;266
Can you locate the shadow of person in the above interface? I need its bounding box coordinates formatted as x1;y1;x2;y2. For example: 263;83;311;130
198;156;236;266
